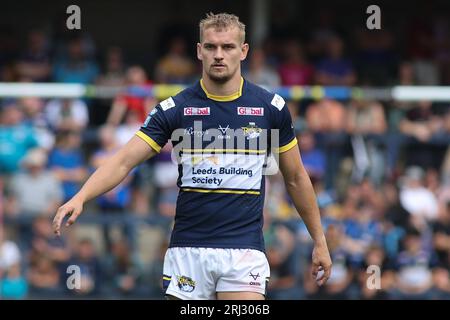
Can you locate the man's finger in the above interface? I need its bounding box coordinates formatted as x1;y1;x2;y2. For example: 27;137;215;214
311;263;319;279
316;265;332;286
52;211;65;236
66;209;79;226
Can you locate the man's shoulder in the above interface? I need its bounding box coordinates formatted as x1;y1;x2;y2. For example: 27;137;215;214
244;79;286;111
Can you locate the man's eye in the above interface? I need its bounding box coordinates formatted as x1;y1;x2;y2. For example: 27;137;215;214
204;44;214;49
223;45;235;50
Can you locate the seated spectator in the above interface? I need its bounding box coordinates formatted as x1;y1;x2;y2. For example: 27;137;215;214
264;213;302;299
315;36;356;86
305;98;347;189
65;238;102;298
399;166;439;227
44;98;89;132
343;204;383;268
390;229;437;299
346;99;387;185
243;48;280;88
0;263;28;299
298;130;326;181
358;245;395;300
304;224;354;299
15;30;51;82
399;100;448;168
432;201;450;269
18;97;55;151
287;100;307;133
48;130;87;202
29;216;71;265
96;46;127;88
6;148;63;217
115;110;143;147
106;66;156;126
155;36;196;84
278;40;314;86
0;233;21;272
90;126;134;249
0;101;38;174
153;142;179;218
27;254;62;298
103;240;144;297
52;36;99;84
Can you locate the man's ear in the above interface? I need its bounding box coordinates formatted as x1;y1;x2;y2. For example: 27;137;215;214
197;43;203;61
241;43;249;61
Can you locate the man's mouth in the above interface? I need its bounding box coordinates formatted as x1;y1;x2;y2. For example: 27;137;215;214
212;64;226;69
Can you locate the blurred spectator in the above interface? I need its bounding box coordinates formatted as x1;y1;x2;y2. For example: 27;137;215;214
0;101;38;174
103;240;144;297
52;37;99;84
48;130;87;202
304;224;354;299
18;97;55;150
343;204;383;268
354;29;398;86
96;46;127;87
155;37;196;84
399;166;439;226
315;36;356;86
305;99;347;190
0;263;28;299
6;148;63;217
298;130;326;181
278;41;314;86
106;66;155;126
390;229;437;299
27;254;62;298
346;99;387;185
15;30;51;82
431;201;450;269
287;100;306;133
153;143;179;218
358;245;395;300
243;48;280;87
90;126;133;249
65;238;102;298
44;98;89;132
0;234;21;272
29;216;70;264
264;213;302;300
115;110;143;147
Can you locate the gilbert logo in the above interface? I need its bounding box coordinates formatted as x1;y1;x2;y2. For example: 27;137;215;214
184;107;210;116
237;107;264;116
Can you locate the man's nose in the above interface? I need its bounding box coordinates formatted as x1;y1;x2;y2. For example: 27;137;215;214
214;47;224;60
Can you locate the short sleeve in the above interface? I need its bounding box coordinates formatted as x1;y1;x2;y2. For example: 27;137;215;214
135;97;178;153
270;94;297;153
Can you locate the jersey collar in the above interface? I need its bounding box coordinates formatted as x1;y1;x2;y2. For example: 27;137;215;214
200;77;244;102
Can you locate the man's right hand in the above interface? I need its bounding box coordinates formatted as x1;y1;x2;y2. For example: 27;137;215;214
52;198;84;236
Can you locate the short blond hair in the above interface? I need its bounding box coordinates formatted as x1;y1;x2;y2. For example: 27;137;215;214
199;12;246;43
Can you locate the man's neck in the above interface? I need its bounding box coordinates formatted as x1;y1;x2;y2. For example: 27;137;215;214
201;73;243;97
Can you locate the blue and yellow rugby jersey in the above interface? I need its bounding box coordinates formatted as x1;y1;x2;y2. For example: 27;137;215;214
136;78;297;252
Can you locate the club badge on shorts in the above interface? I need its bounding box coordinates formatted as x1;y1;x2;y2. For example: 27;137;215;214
176;275;196;292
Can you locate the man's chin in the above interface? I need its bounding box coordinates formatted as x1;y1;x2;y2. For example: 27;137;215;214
207;72;231;84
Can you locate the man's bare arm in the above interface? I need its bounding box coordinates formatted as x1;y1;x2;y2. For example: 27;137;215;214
278;146;332;286
52;135;157;235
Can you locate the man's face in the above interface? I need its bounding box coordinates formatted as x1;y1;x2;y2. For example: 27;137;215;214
197;27;248;83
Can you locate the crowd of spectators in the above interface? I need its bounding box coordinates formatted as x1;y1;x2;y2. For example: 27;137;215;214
0;10;450;299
